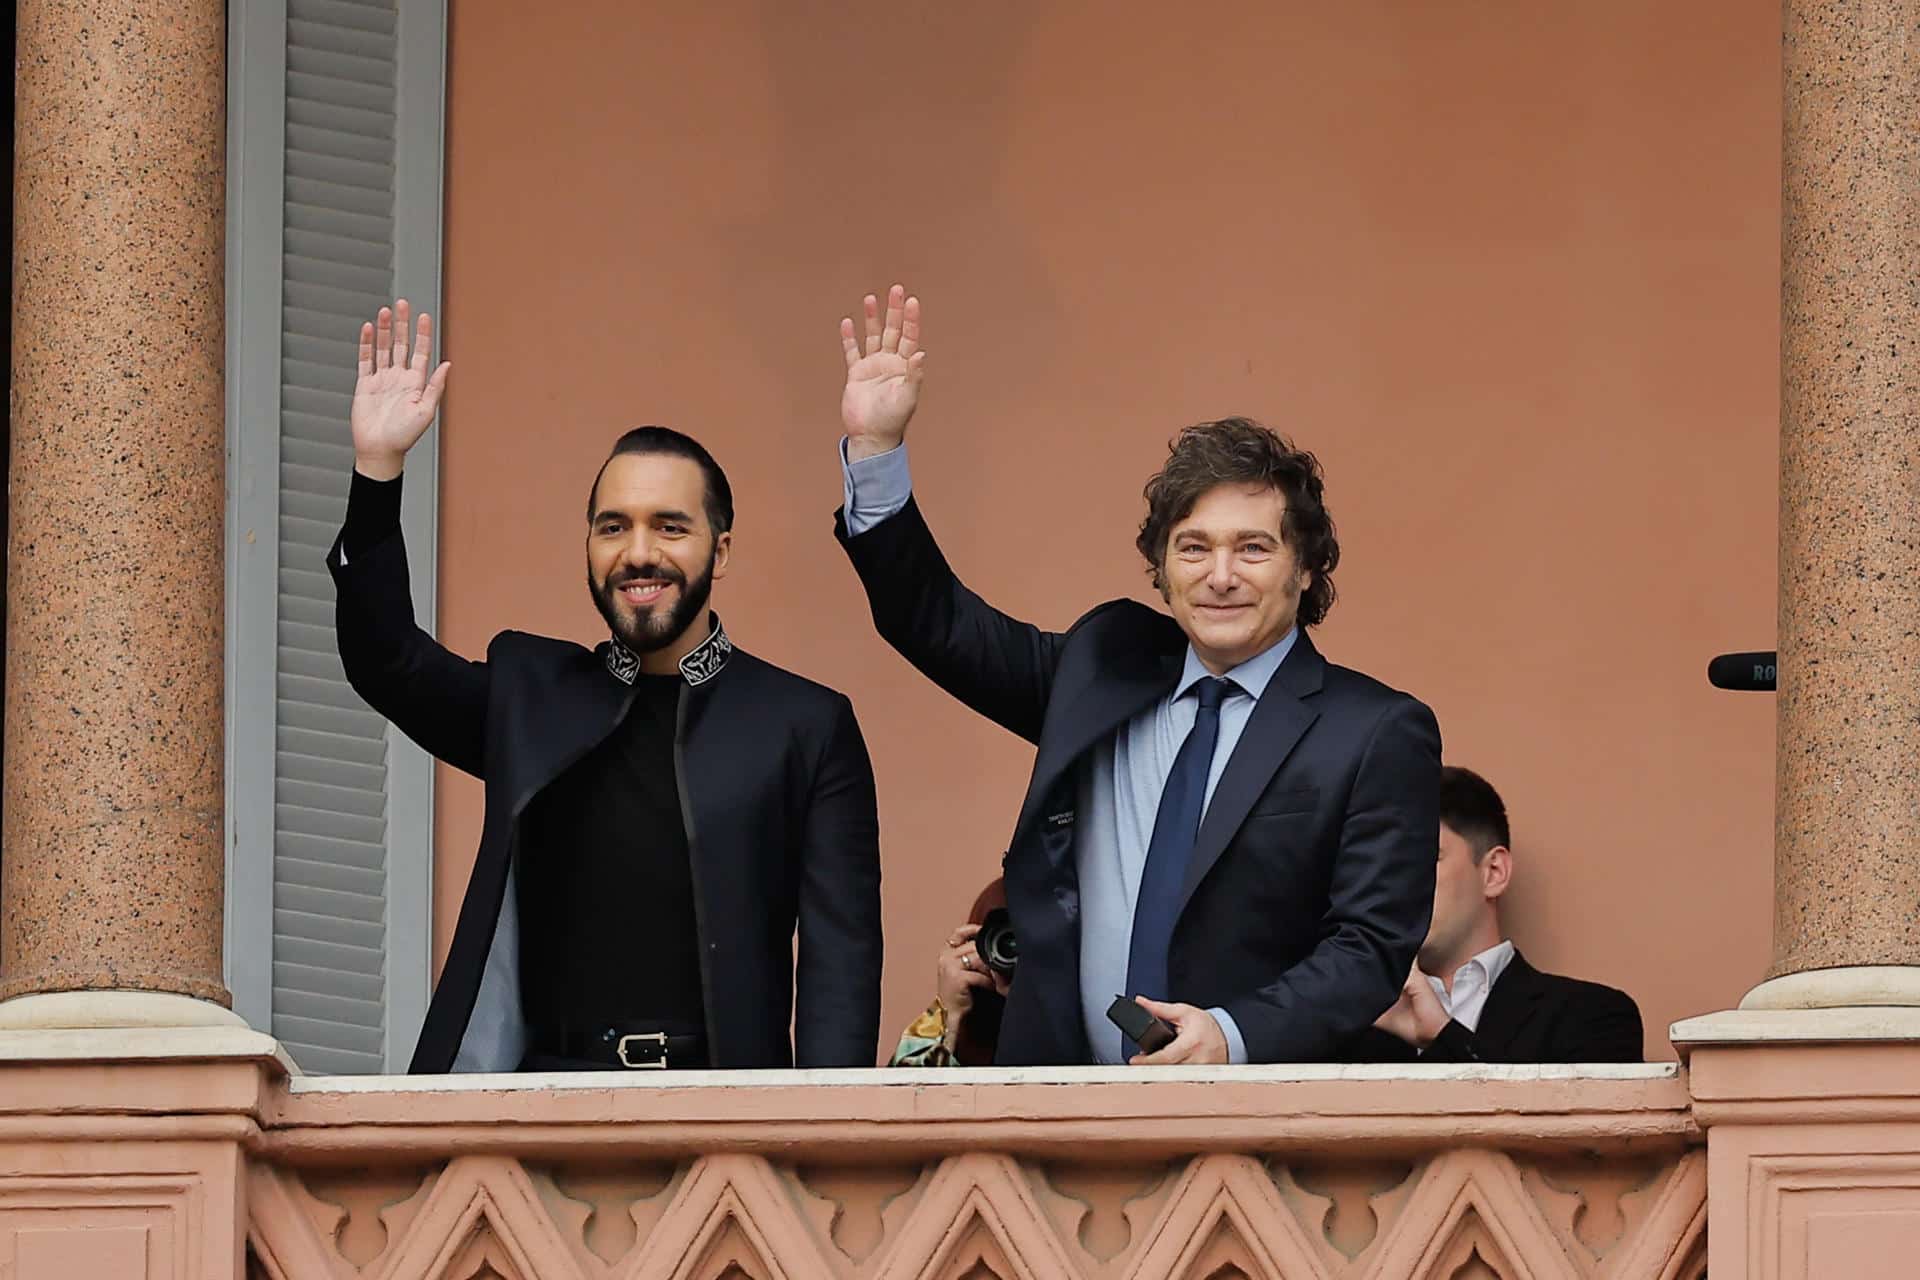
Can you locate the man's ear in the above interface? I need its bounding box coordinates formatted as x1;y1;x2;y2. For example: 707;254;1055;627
712;530;733;580
1481;845;1513;902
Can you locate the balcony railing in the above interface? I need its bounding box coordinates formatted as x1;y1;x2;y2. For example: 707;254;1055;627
236;1062;1702;1279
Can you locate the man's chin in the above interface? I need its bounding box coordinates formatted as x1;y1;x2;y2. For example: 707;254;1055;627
1184;627;1258;664
615;605;705;656
618;620;677;654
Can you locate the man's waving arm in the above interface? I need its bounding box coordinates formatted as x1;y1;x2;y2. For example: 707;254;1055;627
834;286;1063;743
328;300;489;776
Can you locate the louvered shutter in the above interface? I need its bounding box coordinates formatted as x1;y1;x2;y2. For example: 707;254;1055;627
225;0;446;1074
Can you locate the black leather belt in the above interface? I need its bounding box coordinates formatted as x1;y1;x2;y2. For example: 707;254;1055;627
532;1023;707;1070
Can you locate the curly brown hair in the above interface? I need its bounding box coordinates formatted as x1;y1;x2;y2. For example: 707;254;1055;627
1134;417;1340;627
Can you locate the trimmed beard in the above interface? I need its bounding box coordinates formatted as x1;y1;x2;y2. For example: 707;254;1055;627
589;548;717;657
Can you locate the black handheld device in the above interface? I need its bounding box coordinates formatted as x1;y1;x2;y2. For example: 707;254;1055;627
1106;995;1177;1055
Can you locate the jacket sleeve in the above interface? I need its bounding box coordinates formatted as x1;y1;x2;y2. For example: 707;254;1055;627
835;497;1064;745
1340;1025;1421;1063
328;473;490;777
1423;985;1645;1064
1551;985;1646;1063
1420;1019;1482;1062
1221;696;1442;1062
793;694;884;1067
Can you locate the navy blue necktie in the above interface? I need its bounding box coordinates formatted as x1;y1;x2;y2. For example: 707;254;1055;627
1122;676;1233;1059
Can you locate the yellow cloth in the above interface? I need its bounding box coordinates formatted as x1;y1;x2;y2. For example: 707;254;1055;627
887;998;958;1067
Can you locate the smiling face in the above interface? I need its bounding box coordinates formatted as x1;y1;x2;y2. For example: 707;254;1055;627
585;452;731;662
1159;482;1313;673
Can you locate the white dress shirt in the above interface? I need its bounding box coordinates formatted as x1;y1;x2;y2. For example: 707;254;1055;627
1426;939;1515;1032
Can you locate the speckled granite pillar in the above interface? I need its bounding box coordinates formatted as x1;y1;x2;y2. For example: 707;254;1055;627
1;0;230;1006
1761;0;1920;1000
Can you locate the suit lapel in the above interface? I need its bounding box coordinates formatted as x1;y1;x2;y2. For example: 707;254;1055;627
1474;950;1547;1056
1012;618;1184;850
508;646;639;820
1175;633;1326;917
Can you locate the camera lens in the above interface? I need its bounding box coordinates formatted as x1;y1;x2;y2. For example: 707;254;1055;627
976;908;1018;977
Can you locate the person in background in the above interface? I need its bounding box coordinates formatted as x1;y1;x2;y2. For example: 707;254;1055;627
1359;766;1643;1063
891;879;1010;1067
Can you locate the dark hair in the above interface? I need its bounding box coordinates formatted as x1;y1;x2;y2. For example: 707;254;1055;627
587;426;735;535
1134;417;1339;626
1440;766;1510;863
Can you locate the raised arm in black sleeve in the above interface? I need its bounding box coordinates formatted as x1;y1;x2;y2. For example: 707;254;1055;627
834;496;1064;745
329;469;490;777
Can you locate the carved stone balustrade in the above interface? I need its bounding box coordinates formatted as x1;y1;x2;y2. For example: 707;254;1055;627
0;1029;1708;1280
249;1064;1703;1280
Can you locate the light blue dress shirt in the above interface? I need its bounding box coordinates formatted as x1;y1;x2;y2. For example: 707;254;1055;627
843;441;1297;1064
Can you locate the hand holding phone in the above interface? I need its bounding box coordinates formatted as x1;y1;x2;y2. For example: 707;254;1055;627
1106;994;1177;1056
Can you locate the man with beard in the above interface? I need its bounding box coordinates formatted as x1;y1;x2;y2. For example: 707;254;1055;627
329;300;882;1073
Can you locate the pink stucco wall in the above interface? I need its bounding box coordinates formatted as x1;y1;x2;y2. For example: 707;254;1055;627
433;2;1782;1059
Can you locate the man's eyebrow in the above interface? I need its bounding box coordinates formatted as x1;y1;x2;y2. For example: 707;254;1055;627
591;506;699;525
1170;526;1281;541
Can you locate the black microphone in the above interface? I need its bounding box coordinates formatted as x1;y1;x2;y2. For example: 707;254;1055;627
1708;651;1777;691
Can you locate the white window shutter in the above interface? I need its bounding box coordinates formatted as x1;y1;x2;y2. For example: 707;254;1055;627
226;0;446;1074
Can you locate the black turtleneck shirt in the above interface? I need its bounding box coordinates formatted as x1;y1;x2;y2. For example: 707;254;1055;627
513;670;704;1029
341;469;706;1032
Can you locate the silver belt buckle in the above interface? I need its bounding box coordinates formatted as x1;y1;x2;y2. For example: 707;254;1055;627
616;1031;669;1069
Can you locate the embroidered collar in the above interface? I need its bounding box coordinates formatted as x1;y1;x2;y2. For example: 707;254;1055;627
603;614;734;687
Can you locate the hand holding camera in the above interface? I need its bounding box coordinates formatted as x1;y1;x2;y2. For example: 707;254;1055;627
935;921;1013;1043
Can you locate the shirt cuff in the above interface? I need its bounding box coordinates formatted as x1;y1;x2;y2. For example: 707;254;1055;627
840;438;913;535
1208;1006;1249;1065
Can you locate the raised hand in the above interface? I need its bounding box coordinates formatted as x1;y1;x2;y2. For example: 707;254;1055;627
351;299;451;480
840;284;926;462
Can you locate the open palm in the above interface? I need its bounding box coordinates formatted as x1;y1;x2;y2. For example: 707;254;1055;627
351;299;451;477
840;285;926;460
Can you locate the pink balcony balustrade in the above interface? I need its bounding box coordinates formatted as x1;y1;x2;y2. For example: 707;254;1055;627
0;1031;1705;1280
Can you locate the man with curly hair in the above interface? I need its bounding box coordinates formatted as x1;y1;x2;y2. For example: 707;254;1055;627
831;285;1442;1066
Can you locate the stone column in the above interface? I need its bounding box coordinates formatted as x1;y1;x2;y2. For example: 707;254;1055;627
1743;0;1920;1011
1;0;233;1020
1674;3;1920;1270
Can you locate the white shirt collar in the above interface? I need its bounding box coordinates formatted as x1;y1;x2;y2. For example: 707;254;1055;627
1425;939;1516;1032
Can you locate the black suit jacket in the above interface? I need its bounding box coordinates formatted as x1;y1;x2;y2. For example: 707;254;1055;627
1352;950;1644;1063
838;498;1441;1064
330;518;882;1072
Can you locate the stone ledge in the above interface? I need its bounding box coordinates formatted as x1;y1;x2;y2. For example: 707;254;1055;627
0;1024;295;1075
1672;1006;1920;1049
288;1060;1679;1094
262;1065;1696;1161
0;989;248;1030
